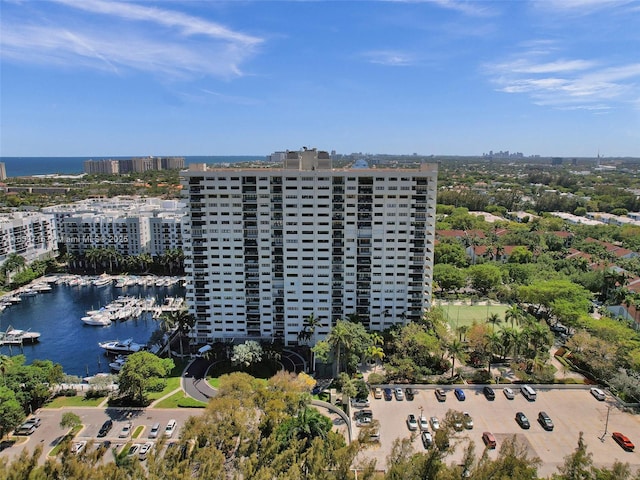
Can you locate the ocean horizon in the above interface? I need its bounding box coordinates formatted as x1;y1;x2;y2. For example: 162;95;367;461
0;156;266;178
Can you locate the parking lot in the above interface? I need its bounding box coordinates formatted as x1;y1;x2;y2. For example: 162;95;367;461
0;407;197;464
355;386;640;477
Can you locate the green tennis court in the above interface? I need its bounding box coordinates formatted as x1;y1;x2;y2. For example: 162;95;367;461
439;303;509;329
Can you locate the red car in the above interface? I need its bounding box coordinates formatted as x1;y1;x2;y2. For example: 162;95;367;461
612;432;635;451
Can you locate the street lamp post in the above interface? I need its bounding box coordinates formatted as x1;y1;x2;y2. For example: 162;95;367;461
599;405;611;442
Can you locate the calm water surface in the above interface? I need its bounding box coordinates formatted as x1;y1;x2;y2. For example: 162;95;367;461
0;283;184;376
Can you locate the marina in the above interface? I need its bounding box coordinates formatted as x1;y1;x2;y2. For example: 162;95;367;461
0;275;185;376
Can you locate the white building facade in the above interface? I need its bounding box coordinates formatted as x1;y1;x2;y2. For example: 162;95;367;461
44;197;186;257
181;149;438;346
0;212;58;264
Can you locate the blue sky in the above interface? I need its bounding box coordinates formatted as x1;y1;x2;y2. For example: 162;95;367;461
1;0;639;158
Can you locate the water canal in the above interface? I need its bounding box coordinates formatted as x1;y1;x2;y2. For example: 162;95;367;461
0;281;185;376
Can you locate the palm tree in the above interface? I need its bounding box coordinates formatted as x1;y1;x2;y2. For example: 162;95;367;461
447;339;466;379
327;321;352;377
84;248;101;273
160;308;195;358
366;345;385;372
486;313;501;332
484;331;502;377
505;304;524;329
456;325;469;342
137;253;153;274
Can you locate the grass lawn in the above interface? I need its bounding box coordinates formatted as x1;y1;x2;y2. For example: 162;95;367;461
146;359;188;401
132;425;144;439
153;390;207;409
442;303;509;329
44;395;106;408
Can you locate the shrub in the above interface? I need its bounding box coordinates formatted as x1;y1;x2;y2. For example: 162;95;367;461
55;388;77;397
367;373;386;385
85;388;109;399
472;369;492;384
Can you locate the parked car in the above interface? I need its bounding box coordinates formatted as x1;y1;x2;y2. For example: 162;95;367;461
119;424;131;438
148;422;161;439
394;387;404;401
351;397;370;408
435;388;447;402
23;417;41;428
463;412;474;429
454;388;466;401
15;423;37;436
419;416;429;431
97;440;111;452
383;388;393;401
71;441;87;454
127;444;140;457
138;442;153;460
483;386;495;400
373;387;383;399
482;431;497;449
612;432;635;451
405;387;415;400
421;430;433;449
590;387;606;401
503;387;515;399
164;419;177;438
430;416;440;431
98;420;113;437
453;417;463;431
537;411;554;431
515;412;530;429
406;414;418;431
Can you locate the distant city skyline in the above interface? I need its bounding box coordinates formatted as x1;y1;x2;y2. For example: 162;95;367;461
1;1;639;158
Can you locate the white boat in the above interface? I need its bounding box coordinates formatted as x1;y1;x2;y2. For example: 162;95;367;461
98;338;145;354
108;356;127;371
81;313;112;326
32;283;52;292
93;276;113;287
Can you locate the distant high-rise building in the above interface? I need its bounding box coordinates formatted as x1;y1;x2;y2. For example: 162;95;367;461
84;157;185;175
83;159;119;175
181;148;438;346
0;162;6;180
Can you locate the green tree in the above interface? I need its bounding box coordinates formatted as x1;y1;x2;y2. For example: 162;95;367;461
434;240;469;267
0;387;24;438
118;352;174;405
447;339;466;378
486;313;501;332
59;412;81;430
553;431;593;480
468;264;503;295
231;341;264;370
160;308;195;359
433;264;467;294
324;320;370;377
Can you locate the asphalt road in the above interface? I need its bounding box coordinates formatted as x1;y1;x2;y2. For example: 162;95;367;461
182;357;217;402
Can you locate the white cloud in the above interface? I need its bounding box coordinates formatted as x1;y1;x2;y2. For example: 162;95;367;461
392;0;496;17
363;50;416;66
0;0;263;79
51;0;262;46
485;46;640;110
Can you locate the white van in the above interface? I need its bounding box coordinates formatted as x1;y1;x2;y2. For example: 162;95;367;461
164;419;177;438
521;385;537;401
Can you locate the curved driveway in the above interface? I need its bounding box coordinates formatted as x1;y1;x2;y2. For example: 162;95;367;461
182;358;217;403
